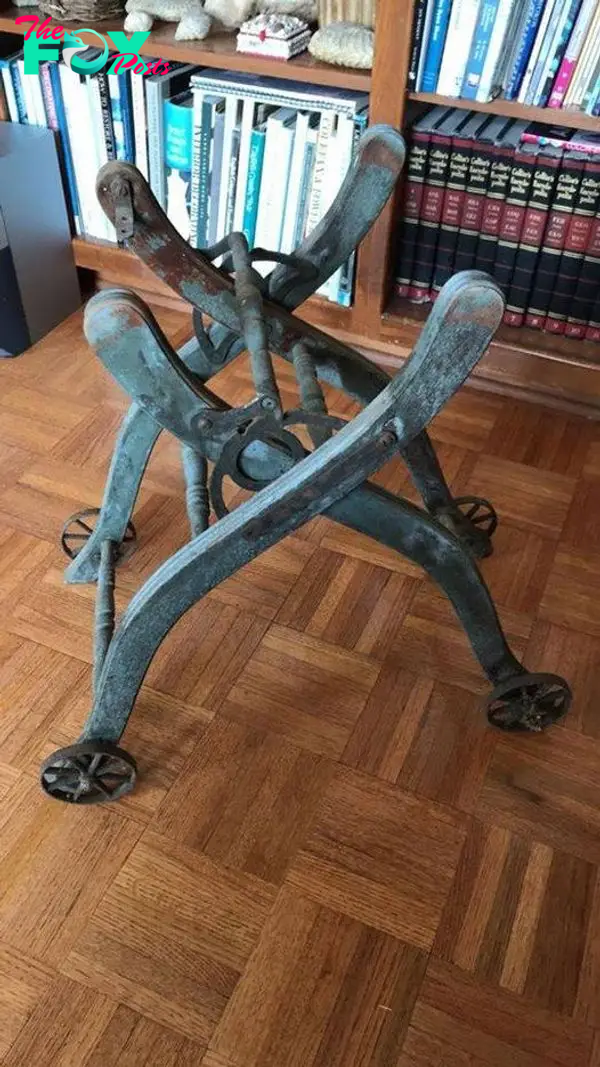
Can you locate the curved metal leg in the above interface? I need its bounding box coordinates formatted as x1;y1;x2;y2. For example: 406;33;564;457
328;483;521;685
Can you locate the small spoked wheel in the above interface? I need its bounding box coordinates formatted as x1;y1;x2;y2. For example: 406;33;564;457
454;496;498;539
61;508;136;561
40;742;137;804
437;496;498;559
485;673;571;732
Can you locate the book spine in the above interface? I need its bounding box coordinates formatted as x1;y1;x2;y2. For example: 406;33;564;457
564;217;600;337
292;132;317;250
524;0;563;104
1;65;19;123
564;6;600;107
198;98;214;247
525;154;583;328
280;112;310;255
39;63;57;129
474;140;515;276
208;107;225;247
9;58;27;124
431;131;472;293
131;69;149;179
87;74;112;241
534;0;582;107
146;81;166;208
581;54;600;112
584;293;600;342
475;0;516;101
504;0;545;99
164;99;193;240
0;75;8;123
416;0;438;88
517;0;557;102
407;0;429;90
224;125;241;237
16;59;33;124
420;0;453;91
437;0;481;97
118;71;135;163
243;128;266;248
233;98;255;233
504;148;562;326
548;0;596;107
305;111;335;237
189;94;203;248
544;156;600;333
190;74;367;118
493;145;538;296
59;63;92;237
453;132;497;275
409;127;456;302
216;96;239;243
49;61;80;235
97;71;116;162
462;0;501;100
326;113;355;302
395;128;433;297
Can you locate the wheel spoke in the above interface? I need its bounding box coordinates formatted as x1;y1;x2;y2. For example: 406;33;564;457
74;520;94;534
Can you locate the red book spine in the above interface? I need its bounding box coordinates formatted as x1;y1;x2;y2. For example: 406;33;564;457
544;156;600;334
407;127;454;303
475;143;516;278
564;217;600;338
395;130;431;299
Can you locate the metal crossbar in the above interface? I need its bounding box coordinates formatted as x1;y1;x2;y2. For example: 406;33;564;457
39;126;571;806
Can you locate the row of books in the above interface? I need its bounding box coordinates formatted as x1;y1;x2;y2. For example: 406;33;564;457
0;49;368;306
395;106;600;340
408;0;600;111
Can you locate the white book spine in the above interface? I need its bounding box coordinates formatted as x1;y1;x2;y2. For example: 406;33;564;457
324;113;354;302
17;59;35;124
59;66;95;239
280;111;310;255
88;77;114;242
146;80;166;208
28;70;47;126
305;110;335;238
476;0;516;101
437;0;481;97
189;90;204;249
526;0;563;103
216;96;239;243
254;113;293;264
517;0;558;102
1;67;18;122
131;71;149;180
531;0;571;105
233;98;256;232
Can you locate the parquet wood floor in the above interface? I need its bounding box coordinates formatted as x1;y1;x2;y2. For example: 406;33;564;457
1;307;600;1065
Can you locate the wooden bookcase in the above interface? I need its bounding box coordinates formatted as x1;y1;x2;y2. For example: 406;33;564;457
1;0;599;411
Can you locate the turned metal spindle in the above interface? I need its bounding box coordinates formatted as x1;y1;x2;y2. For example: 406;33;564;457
182;445;210;537
93;539;117;694
291;341;328;415
228;231;281;412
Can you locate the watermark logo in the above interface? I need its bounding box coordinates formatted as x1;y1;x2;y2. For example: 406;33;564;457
16;17;170;76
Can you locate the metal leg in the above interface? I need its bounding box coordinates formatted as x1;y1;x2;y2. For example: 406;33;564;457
329;482;520;686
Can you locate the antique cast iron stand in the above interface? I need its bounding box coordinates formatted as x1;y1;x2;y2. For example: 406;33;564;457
40;126;571;804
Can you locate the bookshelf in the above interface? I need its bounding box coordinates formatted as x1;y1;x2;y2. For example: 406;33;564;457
1;0;599;412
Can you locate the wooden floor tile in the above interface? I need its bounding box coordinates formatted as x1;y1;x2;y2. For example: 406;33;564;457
435;820;596;1016
0;941;53;1059
540;545;600;637
477;729;600;863
153;717;333;882
525;621;600;736
485;401;595;476
0;775;141;966
477;522;556;615
343;668;495;812
428;388;503;452
287;767;466;949
204;885;426;1067
221;624;380;757
457;454;576;538
61;831;276;1044
402;959;593;1067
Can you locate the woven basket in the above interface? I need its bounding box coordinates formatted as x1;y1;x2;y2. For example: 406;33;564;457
317;0;375;28
38;0;125;20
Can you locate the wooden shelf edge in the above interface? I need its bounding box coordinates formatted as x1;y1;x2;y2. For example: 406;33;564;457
408;91;600;132
0;5;370;91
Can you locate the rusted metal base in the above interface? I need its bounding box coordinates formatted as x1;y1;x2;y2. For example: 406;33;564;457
41;128;572;804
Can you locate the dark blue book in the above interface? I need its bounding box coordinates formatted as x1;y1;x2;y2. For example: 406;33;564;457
420;0;453;91
48;60;81;235
504;0;546;99
462;0;502;100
